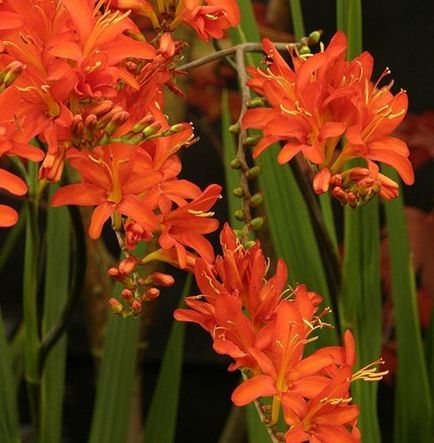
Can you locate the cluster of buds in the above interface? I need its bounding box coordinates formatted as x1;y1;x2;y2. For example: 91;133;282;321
107;255;174;317
314;166;400;207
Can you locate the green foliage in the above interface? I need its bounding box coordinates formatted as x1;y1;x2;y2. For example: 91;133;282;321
142;274;192;443
39;188;71;443
383;167;432;443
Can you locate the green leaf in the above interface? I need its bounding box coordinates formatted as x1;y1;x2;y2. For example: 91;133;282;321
0;208;25;273
259;149;337;345
39;187;70;443
319;193;338;256
142;274;192;443
245;403;270;443
222;89;242;229
0;308;20;443
382;167;432;443
88;311;140;443
340;201;382;443
288;0;305;39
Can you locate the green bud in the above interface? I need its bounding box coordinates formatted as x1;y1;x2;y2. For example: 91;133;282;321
249;193;264;207
249;217;265;232
298;45;311;56
309;30;322;44
247;97;266;108
244;135;262;147
244;240;256;249
246;166;262;180
143;121;162;137
230;158;242;169
234;210;245;221
232;187;244;198
229;123;240;134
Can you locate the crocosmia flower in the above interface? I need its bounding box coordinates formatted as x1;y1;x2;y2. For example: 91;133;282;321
243;32;414;206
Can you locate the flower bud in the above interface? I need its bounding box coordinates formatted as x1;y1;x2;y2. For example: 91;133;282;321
232;187;244;198
298;45;311;56
131;113;154;133
229;123;240;134
248;193;264;207
143;287;160;300
234;209;245;221
143;121;162;138
147;272;175;287
246;166;262;180
309;31;322;44
121;289;133;301
244;135;261;147
131;300;142;314
119;256;138;275
247;97;266;108
230;158;241;169
244;240;256;249
249;216;265;232
109;298;123;314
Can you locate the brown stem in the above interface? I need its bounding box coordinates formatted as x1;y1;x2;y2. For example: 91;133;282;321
178;39;313;72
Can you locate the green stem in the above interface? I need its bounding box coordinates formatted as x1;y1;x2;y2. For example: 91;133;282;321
288;0;306;39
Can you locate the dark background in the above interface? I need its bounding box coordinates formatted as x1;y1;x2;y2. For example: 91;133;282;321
1;1;433;442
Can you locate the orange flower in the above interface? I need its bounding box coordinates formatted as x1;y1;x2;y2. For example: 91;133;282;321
158;184;221;268
243;32;413;205
231;294;333;425
51;144;161;239
284;365;360;443
179;0;240;41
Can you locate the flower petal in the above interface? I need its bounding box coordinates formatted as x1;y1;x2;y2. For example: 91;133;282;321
231;375;277;406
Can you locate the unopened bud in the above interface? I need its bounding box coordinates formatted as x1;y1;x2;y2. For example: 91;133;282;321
234;209;245;221
2;61;25;87
107;267;120;278
143;287;160;300
109;298;123;314
249;193;264;207
84;114;98;134
131;113;154;133
229;123;240;134
244;135;261;147
244;240;256;249
143;121;162;138
232;187;244;198
298;45;311;55
121;289;133;301
131;300;142;314
247;97;266;108
309;31;322;44
125;30;146;42
86;100;113;117
230;158;242;169
249;216;265;231
119;256;138;275
105;111;129;136
147;272;175;287
246;166;262;180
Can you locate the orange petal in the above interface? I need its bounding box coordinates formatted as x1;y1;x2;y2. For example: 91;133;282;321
0;169;27;196
0;204;18;227
51;183;106;207
88;202;114;239
231;375;276;406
